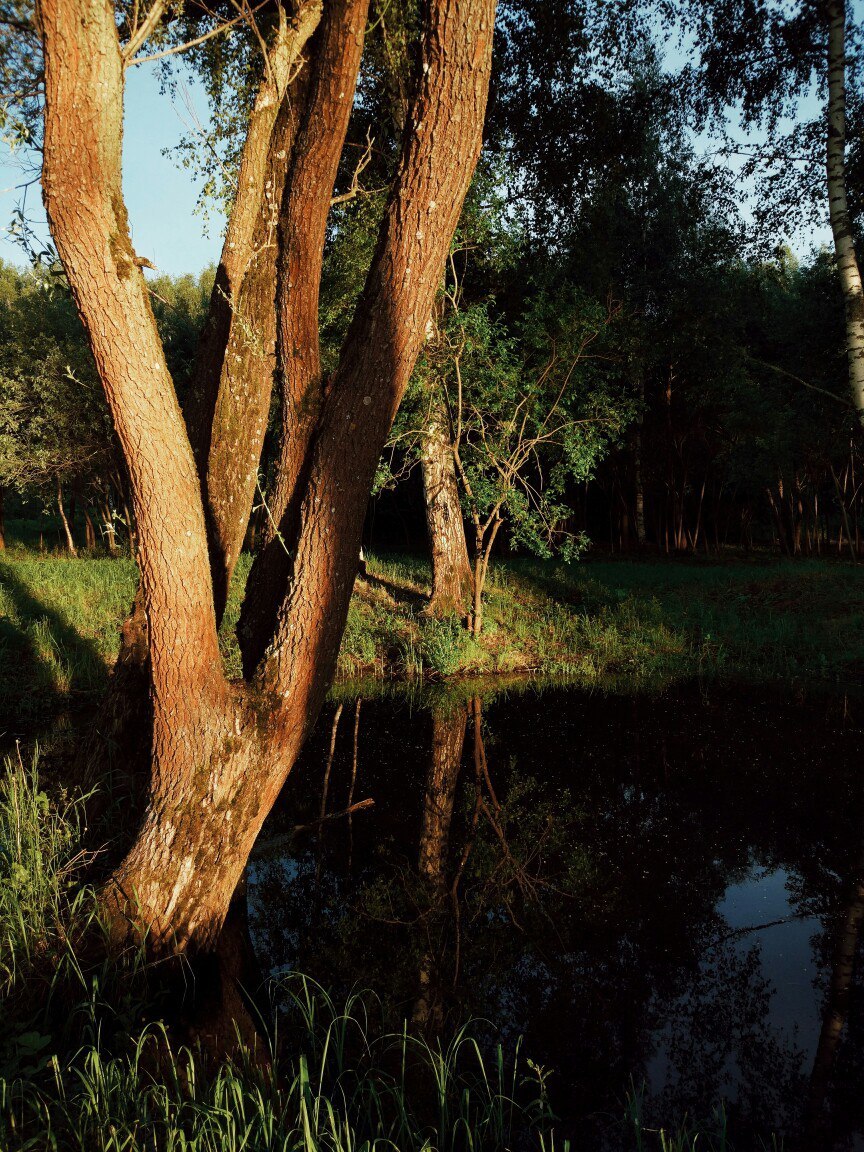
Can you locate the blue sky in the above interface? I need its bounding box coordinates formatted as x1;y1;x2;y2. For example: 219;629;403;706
0;62;226;276
0;9;860;276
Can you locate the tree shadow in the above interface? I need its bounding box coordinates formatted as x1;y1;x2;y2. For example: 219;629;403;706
0;561;110;742
356;570;428;613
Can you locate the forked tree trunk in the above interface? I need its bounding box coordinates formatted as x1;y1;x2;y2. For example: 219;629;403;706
41;0;495;953
421;394;472;617
81;1;324;779
185;4;321;622
827;0;864;420
238;0;371;671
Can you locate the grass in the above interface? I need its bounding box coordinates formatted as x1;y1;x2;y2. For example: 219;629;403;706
0;752;772;1151
332;551;864;686
3;544;864;729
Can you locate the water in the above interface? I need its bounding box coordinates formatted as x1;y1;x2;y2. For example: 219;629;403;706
248;680;864;1148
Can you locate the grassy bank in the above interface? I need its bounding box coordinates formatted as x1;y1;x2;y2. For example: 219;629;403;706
2;548;863;725
0;751;744;1152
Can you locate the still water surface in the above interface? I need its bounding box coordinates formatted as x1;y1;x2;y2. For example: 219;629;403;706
249;681;864;1148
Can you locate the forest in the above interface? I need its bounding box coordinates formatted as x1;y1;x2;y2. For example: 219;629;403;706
1;0;864;1148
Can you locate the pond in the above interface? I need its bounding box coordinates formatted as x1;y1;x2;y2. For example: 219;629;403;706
248;679;864;1149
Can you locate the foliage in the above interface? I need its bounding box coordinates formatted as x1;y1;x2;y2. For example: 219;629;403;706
0;262;113;501
425;288;631;558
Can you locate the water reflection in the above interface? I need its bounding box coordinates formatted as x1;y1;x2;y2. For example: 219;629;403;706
248;681;864;1148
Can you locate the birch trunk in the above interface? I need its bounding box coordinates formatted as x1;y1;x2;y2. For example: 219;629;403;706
827;0;864;420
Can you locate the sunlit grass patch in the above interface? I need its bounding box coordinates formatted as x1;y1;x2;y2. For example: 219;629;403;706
2;550;863;724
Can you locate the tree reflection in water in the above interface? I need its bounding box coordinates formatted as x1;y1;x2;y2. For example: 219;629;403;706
248;681;864;1148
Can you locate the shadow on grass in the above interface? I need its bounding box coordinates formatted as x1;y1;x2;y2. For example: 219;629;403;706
0;561;109;737
358;570;428;613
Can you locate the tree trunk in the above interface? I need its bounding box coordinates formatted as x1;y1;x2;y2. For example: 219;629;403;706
238;0;370;671
81;3;324;781
82;499;97;550
185;2;323;624
418;704;467;885
421;392;471;616
41;0;495;953
0;486;5;551
414;701;467;1029
56;478;77;556
827;0;864;420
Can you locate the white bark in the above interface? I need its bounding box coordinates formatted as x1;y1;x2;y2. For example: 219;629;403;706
827;0;864;419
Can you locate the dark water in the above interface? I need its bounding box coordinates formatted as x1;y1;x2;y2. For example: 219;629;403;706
248;680;864;1149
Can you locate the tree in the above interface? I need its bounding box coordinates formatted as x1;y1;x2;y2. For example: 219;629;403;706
661;0;864;419
420;288;628;635
35;0;496;955
0;262;116;553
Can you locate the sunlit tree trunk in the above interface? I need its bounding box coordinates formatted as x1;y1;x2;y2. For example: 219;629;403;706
41;0;495;952
238;0;371;670
56;478;77;557
185;2;322;622
827;0;864;421
421;394;472;617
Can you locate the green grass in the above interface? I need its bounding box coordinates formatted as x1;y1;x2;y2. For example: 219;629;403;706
341;552;864;687
0;752;771;1152
3;548;862;729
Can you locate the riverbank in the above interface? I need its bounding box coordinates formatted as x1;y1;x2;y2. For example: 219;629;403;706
2;549;863;726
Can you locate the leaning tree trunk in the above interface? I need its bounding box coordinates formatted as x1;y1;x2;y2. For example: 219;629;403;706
41;0;495;953
79;2;322;784
56;478;77;556
827;0;864;420
421;393;472;617
238;0;371;671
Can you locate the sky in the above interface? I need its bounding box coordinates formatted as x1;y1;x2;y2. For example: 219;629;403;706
0;8;860;277
0;62;227;276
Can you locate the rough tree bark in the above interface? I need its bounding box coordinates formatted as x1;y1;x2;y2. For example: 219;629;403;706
420;393;472;617
79;2;322;783
827;0;864;421
238;0;371;671
41;0;496;953
185;2;322;622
